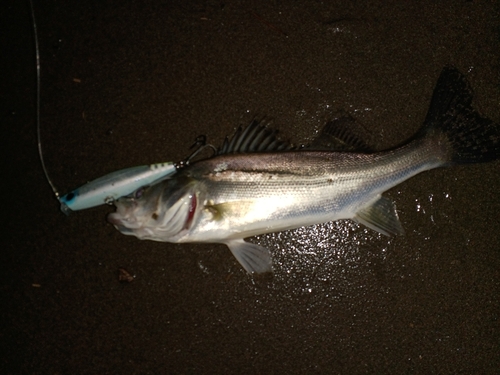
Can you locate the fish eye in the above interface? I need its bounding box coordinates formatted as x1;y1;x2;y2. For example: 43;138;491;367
134;186;151;199
134;187;145;199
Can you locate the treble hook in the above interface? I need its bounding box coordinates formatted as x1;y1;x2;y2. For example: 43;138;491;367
190;135;208;150
176;134;217;169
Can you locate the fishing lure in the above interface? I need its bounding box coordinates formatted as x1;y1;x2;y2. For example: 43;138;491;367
59;162;178;214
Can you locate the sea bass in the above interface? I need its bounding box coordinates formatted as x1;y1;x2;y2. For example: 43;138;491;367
108;67;500;274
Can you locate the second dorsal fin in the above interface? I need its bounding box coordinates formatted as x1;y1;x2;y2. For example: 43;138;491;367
308;113;374;152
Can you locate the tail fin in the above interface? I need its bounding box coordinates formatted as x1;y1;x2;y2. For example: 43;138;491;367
424;66;500;164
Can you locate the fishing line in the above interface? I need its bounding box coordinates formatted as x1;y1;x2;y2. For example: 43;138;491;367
29;0;61;200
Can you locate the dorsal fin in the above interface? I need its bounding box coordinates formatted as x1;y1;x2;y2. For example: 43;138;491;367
217;118;294;155
308;113;374;152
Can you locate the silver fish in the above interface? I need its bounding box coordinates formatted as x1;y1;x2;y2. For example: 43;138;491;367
108;67;500;274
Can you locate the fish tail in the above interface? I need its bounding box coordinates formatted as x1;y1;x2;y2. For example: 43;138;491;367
423;66;500;164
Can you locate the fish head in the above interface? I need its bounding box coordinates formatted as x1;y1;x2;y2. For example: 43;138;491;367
107;176;200;242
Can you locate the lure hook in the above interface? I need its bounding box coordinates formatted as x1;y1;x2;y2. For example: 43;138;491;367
177;134;217;168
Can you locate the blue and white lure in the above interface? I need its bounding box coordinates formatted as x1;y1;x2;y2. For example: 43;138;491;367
59;163;178;214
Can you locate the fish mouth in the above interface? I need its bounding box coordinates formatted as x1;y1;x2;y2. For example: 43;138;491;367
107;196;141;230
107;212;135;234
108;212;153;238
107;212;126;227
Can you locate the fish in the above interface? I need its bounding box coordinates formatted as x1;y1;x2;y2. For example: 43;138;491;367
108;67;500;274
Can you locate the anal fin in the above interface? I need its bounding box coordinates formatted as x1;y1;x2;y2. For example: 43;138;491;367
354;196;404;236
224;239;272;274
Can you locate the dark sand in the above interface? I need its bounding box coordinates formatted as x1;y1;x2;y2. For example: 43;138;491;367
3;0;500;373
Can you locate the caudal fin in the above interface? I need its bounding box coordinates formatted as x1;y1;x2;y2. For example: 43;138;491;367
424;66;500;164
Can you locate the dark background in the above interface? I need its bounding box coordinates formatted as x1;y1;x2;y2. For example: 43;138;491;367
3;0;499;373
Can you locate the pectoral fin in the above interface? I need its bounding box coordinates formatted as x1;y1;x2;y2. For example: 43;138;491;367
354;196;404;236
225;239;272;274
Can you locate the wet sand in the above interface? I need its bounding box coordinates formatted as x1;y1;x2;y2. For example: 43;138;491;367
3;0;500;373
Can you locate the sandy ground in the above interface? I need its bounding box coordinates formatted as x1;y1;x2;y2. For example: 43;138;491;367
3;0;500;373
